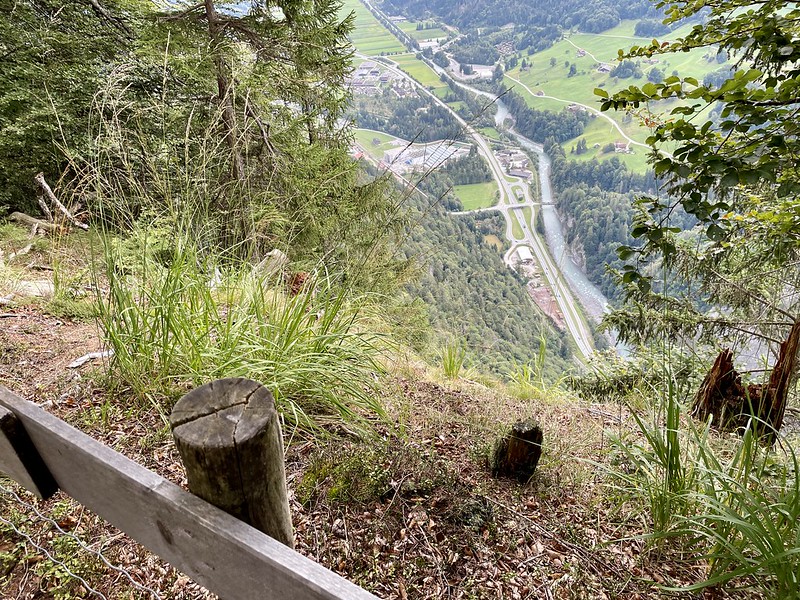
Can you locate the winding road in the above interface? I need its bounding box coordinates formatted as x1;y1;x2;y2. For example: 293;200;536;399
355;50;596;358
503;73;649;152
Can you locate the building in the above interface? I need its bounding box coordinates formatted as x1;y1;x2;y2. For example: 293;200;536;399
516;246;534;263
509;168;533;181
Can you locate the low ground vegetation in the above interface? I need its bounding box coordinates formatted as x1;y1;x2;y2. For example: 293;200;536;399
1;226;799;599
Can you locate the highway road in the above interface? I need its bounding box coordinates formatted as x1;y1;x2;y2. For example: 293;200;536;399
355;51;596;358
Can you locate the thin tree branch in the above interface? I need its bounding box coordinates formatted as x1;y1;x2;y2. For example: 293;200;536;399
708;266;796;321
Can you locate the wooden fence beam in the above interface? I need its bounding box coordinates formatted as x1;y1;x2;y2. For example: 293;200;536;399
0;406;58;499
0;386;380;600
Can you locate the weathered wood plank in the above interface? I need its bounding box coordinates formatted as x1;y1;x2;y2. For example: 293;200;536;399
171;379;294;547
0;386;380;600
0;406;58;499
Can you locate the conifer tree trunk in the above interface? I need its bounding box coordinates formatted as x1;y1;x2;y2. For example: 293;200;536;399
204;0;245;183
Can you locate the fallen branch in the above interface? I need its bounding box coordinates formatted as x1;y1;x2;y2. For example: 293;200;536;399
34;172;89;231
9;212;58;232
67;350;114;369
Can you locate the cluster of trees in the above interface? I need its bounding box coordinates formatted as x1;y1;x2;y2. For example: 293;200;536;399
440;76;497;127
384;0;655;34
429;50;451;69
702;66;736;88
352;92;462;143
558;186;637;299
499;89;589;143
448;32;503;65
517;26;562;54
633;18;672;37
402;186;571;374
547;141;656;194
442;147;493;186
610;59;644;80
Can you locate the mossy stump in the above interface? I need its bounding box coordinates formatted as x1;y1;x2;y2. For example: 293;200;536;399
491;418;543;482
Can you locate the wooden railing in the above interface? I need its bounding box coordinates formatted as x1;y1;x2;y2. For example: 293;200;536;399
0;382;379;600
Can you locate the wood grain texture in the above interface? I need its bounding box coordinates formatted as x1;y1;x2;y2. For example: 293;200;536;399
0;406;58;499
171;378;294;547
0;386;379;600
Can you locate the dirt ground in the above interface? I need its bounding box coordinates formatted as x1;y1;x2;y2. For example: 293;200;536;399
0;279;752;600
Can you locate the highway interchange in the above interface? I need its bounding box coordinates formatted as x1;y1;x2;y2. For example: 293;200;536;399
355;51;597;358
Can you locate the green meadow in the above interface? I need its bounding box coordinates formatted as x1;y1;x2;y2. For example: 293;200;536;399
453;181;499;210
396;21;449;42
559;117;651;172
354;129;408;160
478;127;502;141
390;53;452;100
499;20;732;171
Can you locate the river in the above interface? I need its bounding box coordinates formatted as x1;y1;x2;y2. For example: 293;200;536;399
507;129;610;322
486;95;611;324
415;61;625;351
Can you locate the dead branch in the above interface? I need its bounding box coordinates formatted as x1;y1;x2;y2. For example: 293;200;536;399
244;99;277;156
157;2;205;21
7;243;33;261
34;173;89;231
85;0;132;36
9;212;58;232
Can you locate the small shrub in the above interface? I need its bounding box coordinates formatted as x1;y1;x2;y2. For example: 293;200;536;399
609;372;800;598
440;340;466;379
95;235;389;434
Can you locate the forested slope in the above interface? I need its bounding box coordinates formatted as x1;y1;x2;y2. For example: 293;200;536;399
383;0;655;33
402;187;572;375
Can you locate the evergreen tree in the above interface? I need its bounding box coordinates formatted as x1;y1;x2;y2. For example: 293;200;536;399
0;0;139;213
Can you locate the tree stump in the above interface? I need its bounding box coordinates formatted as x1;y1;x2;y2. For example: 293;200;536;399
692;320;800;442
491;418;543;482
170;378;293;547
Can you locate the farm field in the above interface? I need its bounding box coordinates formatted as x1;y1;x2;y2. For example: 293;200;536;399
559;117;651;172
396;20;448;42
478;126;502;141
340;0;405;55
453;181;499;210
390;53;449;93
